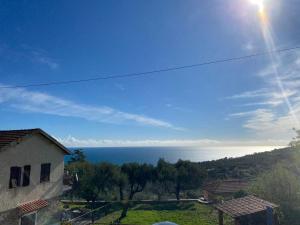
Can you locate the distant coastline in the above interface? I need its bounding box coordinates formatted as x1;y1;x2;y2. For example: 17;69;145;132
65;145;282;165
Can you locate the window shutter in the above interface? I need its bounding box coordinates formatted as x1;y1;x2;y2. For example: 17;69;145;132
40;163;51;183
22;165;31;187
9;167;21;188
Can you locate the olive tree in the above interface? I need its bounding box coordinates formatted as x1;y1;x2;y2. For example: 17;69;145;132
174;160;206;200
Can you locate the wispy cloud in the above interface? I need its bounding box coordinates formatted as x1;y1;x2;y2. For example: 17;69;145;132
0;43;59;70
30;50;59;69
20;45;59;70
226;51;300;140
235;108;296;139
225;89;270;99
0;85;183;130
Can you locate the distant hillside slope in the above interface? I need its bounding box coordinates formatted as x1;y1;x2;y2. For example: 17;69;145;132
199;147;300;180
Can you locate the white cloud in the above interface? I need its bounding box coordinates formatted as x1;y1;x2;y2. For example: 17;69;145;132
55;135;287;148
226;51;300;140
0;85;183;130
226;88;296;106
56;136;221;147
225;89;270;99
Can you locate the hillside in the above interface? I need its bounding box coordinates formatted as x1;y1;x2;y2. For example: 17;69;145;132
199;147;300;180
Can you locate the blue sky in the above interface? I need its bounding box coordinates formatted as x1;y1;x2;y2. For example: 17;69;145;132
0;0;299;147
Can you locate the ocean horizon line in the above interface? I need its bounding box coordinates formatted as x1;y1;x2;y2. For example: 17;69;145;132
65;145;287;165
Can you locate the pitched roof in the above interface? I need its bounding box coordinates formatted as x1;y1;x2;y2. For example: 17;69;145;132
203;179;249;194
0;128;71;155
18;199;48;215
215;195;278;218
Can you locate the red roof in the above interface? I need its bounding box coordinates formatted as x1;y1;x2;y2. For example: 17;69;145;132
216;195;278;218
0;128;70;154
18;199;48;215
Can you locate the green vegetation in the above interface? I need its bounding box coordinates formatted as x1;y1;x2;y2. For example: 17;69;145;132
201;129;300;181
64;130;300;225
246;130;300;225
97;202;233;225
250;164;300;225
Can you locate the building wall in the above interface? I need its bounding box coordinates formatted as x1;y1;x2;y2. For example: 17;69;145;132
0;208;19;225
0;133;65;213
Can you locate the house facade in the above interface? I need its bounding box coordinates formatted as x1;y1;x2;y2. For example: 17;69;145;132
0;129;70;225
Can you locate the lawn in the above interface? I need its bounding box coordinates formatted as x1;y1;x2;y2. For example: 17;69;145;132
96;202;233;225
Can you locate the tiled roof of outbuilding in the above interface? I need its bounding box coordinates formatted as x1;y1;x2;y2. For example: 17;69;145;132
216;195;278;218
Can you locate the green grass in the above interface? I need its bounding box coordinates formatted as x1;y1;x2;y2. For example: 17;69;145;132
97;202;234;225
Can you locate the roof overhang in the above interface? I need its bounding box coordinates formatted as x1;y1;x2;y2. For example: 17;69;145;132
37;129;71;155
18;199;48;215
215;195;278;218
0;128;71;155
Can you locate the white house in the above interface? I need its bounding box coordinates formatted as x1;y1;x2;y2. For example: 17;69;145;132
0;128;71;225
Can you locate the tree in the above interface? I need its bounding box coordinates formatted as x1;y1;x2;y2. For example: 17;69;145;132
174;160;206;200
251;164;300;205
72;162;98;223
66;161;91;201
68;149;86;164
112;166;128;201
120;163;154;219
250;164;300;225
94;162;117;199
153;158;176;200
290;128;300;148
69;162;117;223
121;163;154;200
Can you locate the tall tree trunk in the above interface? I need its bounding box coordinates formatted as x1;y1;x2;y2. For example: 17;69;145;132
157;193;162;201
176;183;181;201
120;201;129;219
120;190;134;220
119;185;124;201
129;190;134;200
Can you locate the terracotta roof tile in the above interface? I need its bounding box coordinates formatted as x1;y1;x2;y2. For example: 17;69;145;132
18;199;48;215
215;195;278;218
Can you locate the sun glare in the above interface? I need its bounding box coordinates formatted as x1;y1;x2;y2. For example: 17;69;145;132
249;0;265;13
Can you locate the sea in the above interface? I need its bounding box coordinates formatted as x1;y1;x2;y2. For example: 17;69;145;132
65;146;281;165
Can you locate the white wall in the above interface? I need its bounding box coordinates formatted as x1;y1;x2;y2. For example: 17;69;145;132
0;133;65;213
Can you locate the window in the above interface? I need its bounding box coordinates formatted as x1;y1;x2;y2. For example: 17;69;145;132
20;212;37;225
22;165;31;187
40;163;51;183
9;166;21;188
